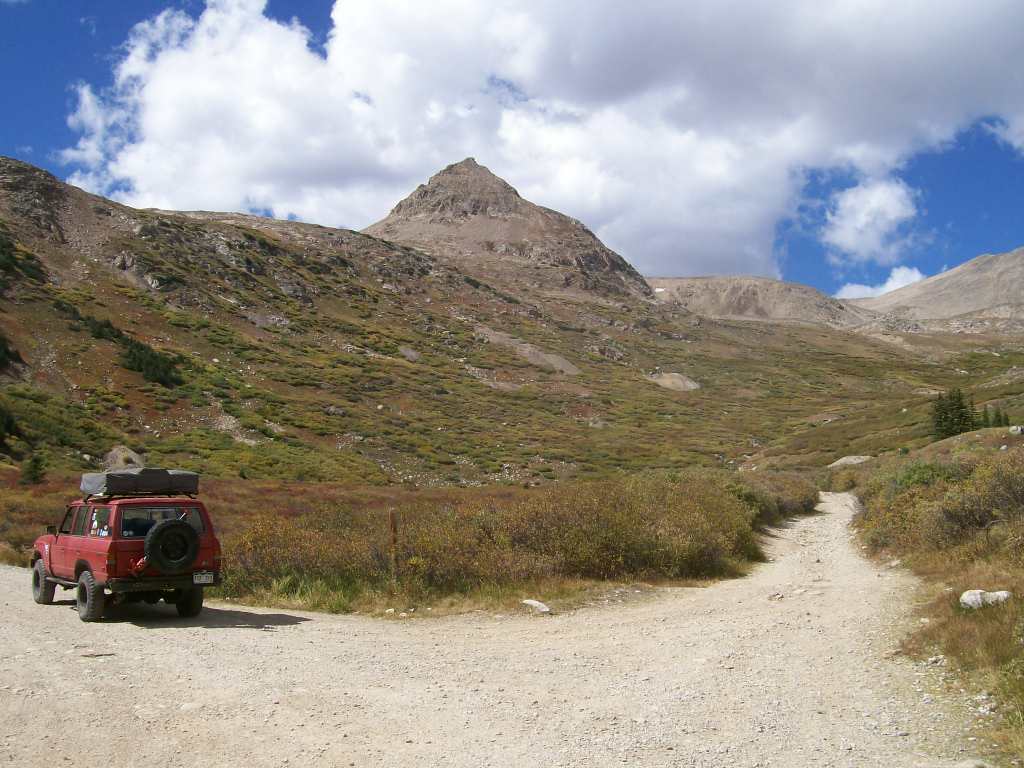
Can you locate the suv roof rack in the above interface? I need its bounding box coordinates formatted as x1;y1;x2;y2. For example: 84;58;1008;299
84;492;197;503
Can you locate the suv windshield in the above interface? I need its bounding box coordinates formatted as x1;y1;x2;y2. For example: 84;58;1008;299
120;506;205;539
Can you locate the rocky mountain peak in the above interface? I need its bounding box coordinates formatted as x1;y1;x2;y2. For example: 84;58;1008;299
365;159;653;299
389;157;524;222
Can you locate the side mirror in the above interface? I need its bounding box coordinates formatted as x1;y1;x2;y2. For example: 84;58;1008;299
46;525;57;536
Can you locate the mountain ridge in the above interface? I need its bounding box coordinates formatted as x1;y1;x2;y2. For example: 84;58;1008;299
853;247;1024;325
647;275;876;328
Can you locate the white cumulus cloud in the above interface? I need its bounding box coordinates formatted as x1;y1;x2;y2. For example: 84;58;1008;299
822;178;918;266
835;266;927;299
59;0;1024;277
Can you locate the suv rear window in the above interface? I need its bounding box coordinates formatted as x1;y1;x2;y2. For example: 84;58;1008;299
120;506;205;539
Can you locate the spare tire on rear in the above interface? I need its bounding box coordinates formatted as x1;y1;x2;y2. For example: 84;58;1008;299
145;519;200;575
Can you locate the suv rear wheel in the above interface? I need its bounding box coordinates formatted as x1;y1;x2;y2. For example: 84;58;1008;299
176;587;204;618
76;571;105;622
31;560;55;605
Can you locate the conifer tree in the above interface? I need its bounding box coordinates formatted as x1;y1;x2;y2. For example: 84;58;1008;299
980;406;991;428
932;389;987;438
932;392;950;438
19;451;45;486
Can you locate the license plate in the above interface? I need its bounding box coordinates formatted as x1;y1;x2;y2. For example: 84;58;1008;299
192;572;214;585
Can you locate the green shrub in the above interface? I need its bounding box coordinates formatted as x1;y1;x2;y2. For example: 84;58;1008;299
18;452;46;486
0;224;45;288
120;339;183;387
0;334;23;369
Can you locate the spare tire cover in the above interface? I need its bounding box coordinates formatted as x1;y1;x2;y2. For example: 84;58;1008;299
144;519;200;575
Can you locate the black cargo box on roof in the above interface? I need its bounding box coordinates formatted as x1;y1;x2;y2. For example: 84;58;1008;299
80;468;199;497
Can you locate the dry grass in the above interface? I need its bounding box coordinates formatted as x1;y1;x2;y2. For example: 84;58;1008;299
220;470;812;611
855;447;1024;758
0;468;818;615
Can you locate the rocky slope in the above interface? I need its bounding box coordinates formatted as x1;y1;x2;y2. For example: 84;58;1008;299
648;276;875;328
854;247;1024;331
364;158;652;300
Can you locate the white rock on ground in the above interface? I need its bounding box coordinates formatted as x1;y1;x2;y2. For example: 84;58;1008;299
645;372;700;392
828;455;873;468
959;589;1012;609
521;599;551;614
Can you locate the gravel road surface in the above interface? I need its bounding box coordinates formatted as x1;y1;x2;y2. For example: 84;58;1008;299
0;492;997;767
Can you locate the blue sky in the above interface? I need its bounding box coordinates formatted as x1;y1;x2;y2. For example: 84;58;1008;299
2;0;1024;297
779;123;1024;293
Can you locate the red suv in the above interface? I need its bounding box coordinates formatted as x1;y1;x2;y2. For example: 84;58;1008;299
30;470;222;622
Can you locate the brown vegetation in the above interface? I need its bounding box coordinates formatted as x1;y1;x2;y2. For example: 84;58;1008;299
854;448;1024;757
0;469;818;614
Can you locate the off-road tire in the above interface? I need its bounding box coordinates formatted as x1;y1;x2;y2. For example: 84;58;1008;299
145;519;200;575
176;587;204;618
31;559;55;605
76;570;105;622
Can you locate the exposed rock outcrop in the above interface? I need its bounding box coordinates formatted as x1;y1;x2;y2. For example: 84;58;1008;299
364;158;652;300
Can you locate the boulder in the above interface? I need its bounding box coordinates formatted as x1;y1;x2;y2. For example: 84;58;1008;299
959;589;1012;610
828;455;872;468
521;599;551;614
104;445;143;470
645;372;700;392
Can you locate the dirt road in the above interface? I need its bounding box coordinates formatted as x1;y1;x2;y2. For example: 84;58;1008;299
0;493;994;767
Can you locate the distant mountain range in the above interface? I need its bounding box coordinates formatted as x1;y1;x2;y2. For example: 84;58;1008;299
651;249;1024;334
647;276;875;328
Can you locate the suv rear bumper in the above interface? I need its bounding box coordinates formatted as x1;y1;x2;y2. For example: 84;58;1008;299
106;574;221;593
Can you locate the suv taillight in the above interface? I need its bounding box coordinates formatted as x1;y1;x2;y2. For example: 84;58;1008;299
106;550;117;573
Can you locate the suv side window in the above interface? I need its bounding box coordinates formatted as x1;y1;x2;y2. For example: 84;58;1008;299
72;506;88;536
60;507;77;534
88;507;112;537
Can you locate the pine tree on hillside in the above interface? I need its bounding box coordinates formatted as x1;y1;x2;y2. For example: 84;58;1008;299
980;406;991;428
932;389;987;439
19;451;45;486
950;389;974;435
932;392;951;438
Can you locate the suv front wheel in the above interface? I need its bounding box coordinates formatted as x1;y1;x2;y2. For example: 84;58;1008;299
31;560;55;605
176;587;204;618
76;571;105;622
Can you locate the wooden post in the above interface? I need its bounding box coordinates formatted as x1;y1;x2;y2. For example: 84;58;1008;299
388;508;400;582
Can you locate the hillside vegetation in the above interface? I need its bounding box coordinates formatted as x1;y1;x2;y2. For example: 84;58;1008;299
848;441;1024;756
4;157;1024;487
